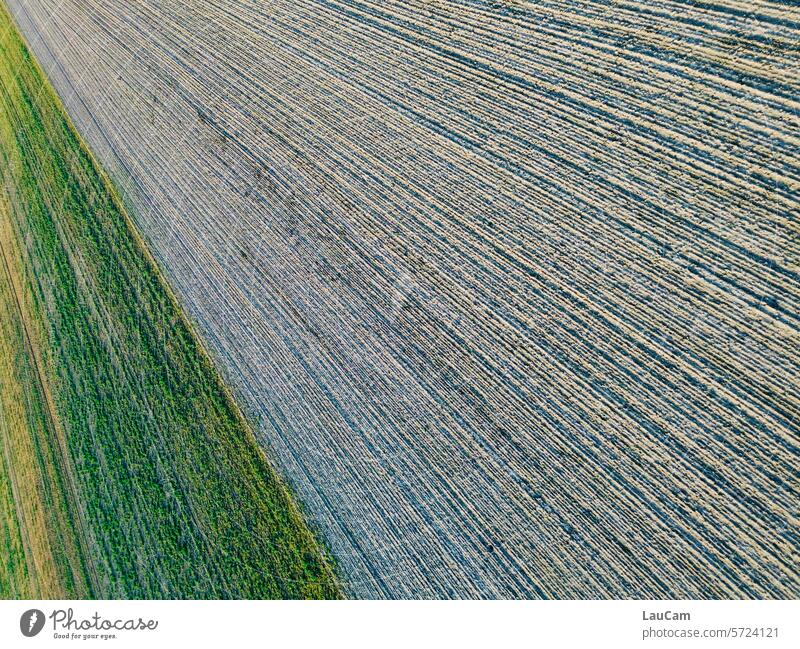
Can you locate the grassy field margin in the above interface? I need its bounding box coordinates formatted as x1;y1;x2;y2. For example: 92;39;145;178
0;2;340;599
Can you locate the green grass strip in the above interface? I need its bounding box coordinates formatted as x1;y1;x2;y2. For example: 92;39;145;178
0;3;340;599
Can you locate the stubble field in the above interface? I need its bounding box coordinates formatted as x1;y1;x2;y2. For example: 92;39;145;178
4;0;800;598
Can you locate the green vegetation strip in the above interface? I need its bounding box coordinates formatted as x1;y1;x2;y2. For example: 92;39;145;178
0;4;340;598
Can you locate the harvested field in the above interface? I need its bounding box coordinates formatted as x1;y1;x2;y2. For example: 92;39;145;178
5;0;800;598
0;3;339;599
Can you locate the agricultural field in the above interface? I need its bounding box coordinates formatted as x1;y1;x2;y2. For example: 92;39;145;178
4;0;800;599
0;3;339;599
